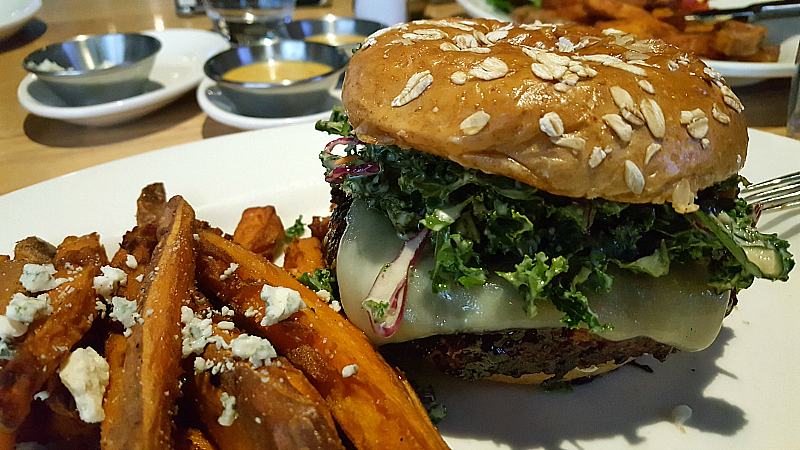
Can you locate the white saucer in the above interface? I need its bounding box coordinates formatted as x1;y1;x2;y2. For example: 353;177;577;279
0;0;40;41
196;77;341;130
17;29;229;127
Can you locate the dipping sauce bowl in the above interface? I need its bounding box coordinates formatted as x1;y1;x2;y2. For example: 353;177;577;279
286;16;384;56
203;40;348;117
23;33;162;106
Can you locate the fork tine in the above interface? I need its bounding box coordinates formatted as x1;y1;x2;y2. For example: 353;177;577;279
740;170;800;211
757;193;800;211
741;182;800;202
741;170;800;196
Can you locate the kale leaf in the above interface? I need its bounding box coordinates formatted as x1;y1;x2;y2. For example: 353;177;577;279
285;215;305;239
316;112;795;329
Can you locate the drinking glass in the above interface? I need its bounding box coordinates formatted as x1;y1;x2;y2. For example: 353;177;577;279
788;41;800;139
202;0;295;45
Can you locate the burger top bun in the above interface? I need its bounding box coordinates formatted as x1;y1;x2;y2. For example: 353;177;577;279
342;18;748;209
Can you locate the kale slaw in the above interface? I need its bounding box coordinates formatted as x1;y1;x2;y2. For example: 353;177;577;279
317;107;794;330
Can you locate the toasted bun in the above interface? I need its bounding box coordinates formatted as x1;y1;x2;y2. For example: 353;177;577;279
487;359;631;385
343;19;748;207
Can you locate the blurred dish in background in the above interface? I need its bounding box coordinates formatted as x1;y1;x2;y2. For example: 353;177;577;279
202;40;348;118
353;0;407;25
502;0;787;63
196;77;340;129
787;38;800;138
457;0;800;85
0;0;41;40
709;29;799;85
17;29;229;127
202;0;295;44
286;16;384;55
23;33;162;106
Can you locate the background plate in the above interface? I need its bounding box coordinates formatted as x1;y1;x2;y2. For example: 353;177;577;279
0;0;40;41
455;0;800;86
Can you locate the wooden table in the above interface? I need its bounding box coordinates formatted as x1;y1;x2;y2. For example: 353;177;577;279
0;0;793;197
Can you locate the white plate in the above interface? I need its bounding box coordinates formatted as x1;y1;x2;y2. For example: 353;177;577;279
0;0;40;41
16;29;229;127
456;0;509;21
0;126;798;449
196;77;341;130
455;0;800;86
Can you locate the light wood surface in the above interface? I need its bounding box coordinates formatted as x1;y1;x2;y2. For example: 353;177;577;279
0;0;793;197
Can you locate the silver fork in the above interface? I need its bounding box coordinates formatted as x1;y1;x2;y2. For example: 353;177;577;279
740;170;800;211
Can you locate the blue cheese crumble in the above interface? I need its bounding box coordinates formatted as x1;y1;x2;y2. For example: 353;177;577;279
59;347;110;423
180;306;227;357
109;297;140;337
0;315;27;341
7;293;52;323
0;292;54;356
219;263;238;281
20;264;65;293
342;364;359;378
93;266;127;299
181;306;214;357
0;341;16;360
229;334;277;368
259;285;305;326
218;392;238;426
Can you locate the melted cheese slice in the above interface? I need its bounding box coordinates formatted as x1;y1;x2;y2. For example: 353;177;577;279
337;201;731;351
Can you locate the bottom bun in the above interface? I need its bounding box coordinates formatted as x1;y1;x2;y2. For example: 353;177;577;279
486;359;633;385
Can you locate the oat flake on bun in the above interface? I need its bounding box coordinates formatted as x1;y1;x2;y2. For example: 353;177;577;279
343;18;748;209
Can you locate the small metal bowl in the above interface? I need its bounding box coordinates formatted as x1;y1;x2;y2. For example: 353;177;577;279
285;16;384;56
23;33;161;106
203;40;349;118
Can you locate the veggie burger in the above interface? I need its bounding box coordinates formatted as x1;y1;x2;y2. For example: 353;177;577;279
317;18;794;384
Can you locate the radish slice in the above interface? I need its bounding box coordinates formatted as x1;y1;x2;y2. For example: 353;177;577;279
362;228;430;337
325;163;381;184
322;137;381;184
323;137;358;157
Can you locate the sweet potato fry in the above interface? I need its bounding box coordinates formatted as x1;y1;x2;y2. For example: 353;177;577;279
308;216;331;242
283;237;325;278
54;233;109;270
0;264;100;431
101;196;197;450
232;206;285;259
185;325;343;450
0;260;25;309
175;428;220;450
0;430;13;450
100;333;126;449
41;374;101;447
13;237;56;264
195;230;450;450
137;182;167;227
0;244;52;357
107;183;167;285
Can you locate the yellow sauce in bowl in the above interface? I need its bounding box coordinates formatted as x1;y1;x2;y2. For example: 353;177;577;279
222;60;333;84
305;34;366;46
